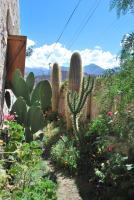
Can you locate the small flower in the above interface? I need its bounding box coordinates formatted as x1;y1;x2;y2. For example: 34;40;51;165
4;114;15;121
128;110;132;113
114;111;118;115
108;120;113;124
107;145;115;152
107;111;113;117
0;140;4;146
64;161;68;166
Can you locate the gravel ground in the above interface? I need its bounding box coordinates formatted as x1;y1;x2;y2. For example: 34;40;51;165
56;173;82;200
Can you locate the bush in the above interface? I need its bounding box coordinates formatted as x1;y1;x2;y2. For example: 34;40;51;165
88;114;112;136
51;135;79;173
43;122;61;146
12;179;57;200
77;115;134;199
0;120;57;200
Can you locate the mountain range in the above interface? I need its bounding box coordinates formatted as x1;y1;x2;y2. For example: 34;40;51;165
25;64;105;80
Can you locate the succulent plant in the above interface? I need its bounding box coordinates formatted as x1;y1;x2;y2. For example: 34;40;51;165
66;52;83;129
51;63;61;112
67;76;94;141
10;69;52;142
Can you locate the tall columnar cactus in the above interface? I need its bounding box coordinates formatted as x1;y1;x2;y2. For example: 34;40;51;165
40;80;52;112
68;52;83;91
67;76;94;141
51;62;61;112
10;69;52;142
66;52;83;129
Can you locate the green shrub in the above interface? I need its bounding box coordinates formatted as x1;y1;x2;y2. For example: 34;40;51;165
51;136;79;173
88;114;111;136
12;179;57;200
43;122;61;146
0;120;57;199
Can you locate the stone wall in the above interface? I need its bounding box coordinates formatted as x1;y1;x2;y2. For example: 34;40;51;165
0;0;20;123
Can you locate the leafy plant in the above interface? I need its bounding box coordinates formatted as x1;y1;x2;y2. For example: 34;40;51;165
51;135;79;172
0;120;57;200
110;0;134;16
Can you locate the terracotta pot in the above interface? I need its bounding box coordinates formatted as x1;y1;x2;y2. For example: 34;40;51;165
6;35;27;88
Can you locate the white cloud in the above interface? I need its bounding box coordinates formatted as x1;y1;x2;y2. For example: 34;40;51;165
27;38;36;48
26;39;119;69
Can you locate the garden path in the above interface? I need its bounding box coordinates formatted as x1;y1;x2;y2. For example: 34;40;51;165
47;160;82;200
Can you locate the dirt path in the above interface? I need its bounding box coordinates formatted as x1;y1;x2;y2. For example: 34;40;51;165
56;173;82;200
47;160;82;200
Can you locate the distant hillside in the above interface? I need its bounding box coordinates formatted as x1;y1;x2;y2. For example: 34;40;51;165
25;67;49;76
25;64;105;77
84;64;104;75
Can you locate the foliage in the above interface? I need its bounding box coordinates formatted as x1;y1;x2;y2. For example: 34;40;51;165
26;46;34;57
12;178;57;200
51;135;79;173
0;120;57;200
94;60;134;141
110;0;134;16
120;32;134;63
88;114;111;136
43;122;61;146
76;113;134;199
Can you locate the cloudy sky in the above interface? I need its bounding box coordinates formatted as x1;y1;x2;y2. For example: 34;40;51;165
20;0;134;69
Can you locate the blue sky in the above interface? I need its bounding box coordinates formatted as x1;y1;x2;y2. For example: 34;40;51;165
20;0;134;69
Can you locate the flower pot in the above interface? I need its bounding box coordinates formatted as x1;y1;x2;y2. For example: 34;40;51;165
6;35;27;88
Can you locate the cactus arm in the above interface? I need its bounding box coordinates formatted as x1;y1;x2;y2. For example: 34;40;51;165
76;76;94;112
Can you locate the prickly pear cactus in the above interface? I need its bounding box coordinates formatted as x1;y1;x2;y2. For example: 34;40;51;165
26;72;35;94
12;69;30;105
27;106;44;133
10;69;50;142
11;96;27;125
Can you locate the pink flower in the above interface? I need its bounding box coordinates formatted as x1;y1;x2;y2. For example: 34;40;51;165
107;111;113;117
4;114;15;121
107;145;115;152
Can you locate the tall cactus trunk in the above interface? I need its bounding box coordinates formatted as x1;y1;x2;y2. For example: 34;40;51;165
86;94;92;120
66;52;83;130
51;63;61;112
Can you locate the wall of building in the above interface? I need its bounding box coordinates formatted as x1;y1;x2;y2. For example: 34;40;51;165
0;0;20;123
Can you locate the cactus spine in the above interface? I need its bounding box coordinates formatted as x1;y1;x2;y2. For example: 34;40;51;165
51;63;61;112
66;52;83;129
67;76;94;140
